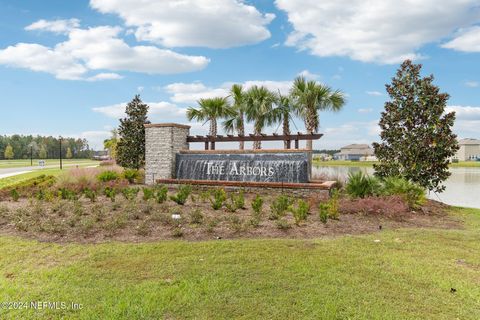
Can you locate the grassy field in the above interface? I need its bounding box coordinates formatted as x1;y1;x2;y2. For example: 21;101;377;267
313;159;480;168
0;159;96;169
0;164;98;189
0;207;478;319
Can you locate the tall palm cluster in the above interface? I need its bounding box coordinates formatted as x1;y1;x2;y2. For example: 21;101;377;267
186;76;346;150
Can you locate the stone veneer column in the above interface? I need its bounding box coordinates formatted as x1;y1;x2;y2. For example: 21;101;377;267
144;123;190;185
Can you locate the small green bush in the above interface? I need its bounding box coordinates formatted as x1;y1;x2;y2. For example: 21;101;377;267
170;185;192;205
328;189;340;220
104;186;117;202
319;203;329;223
83;188;97;202
346;171;382;198
123;169;139;184
382;176;426;209
210;188;227;210
154;185;168;204
251;195;263;216
122;187;139;200
97;170;119;182
58;188;77;201
10;189;20;202
142;187;155;201
289;199;309;225
270;195;293;220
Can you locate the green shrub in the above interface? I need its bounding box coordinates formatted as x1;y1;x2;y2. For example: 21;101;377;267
123;169;139;184
328;189;340;220
251;195;264;216
10;189;20;202
121;187;139;200
172;227;183;238
104;186;117;202
270;195;293;220
97;170;119;182
58;188;77;201
346;171;382;198
382;176;426;209
319;203;329;223
154;185;168;204
199;190;211;202
170;185;192;205
210;188;227;210
83;188;97;202
234;190;245;209
142;187;155;201
289;199;309;225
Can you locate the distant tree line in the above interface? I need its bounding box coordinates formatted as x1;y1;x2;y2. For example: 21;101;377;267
0;135;92;160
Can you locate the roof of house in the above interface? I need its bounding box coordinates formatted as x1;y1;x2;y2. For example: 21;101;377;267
459;138;480;145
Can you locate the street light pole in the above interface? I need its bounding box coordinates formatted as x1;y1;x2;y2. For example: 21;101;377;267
59;137;63;170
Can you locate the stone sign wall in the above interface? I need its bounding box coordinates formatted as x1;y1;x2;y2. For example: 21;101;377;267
145;123;313;185
175;152;310;183
144;123;190;184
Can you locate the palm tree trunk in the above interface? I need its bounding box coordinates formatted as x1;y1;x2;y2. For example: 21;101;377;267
283;112;290;149
239;112;244;150
253;123;261;149
209;118;217;136
305;108;317;150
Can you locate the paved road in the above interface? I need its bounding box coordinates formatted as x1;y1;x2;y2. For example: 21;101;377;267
0;163;96;179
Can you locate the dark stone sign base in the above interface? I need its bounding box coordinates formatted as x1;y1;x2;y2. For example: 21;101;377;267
175;152;310;183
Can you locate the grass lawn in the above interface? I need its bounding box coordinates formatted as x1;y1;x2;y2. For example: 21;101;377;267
0;207;478;319
0;164;97;190
0;159;95;169
313;159;480;168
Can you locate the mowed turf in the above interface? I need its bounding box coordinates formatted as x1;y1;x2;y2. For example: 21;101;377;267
0;207;478;319
0;164;98;189
0;159;95;169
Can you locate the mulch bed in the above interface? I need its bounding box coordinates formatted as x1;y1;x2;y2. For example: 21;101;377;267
0;193;462;244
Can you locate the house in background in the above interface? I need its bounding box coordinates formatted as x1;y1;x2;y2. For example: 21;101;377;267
453;138;480;161
334;144;376;161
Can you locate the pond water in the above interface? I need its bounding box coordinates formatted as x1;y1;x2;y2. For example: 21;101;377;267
312;165;480;209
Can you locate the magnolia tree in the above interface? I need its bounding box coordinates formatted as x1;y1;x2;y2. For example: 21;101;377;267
373;60;459;193
116;95;150;169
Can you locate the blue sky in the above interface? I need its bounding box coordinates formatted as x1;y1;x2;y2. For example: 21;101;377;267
0;0;479;150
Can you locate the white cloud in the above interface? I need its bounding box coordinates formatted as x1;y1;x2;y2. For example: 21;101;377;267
275;0;480;64
0;43;88;80
442;26;480;52
446;105;480;120
165;82;229;104
366;91;383;96
90;0;274;48
25;18;80;34
465;81;479;88
321;121;379;149
93;101;186;119
297;69;319;80
0;22;209;80
164;80;293;104
358;108;373;113
86;73;123;81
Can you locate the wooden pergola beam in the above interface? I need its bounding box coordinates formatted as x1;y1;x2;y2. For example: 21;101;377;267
187;133;322;143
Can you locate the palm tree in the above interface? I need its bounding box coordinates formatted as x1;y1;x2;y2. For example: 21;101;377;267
223;84;246;150
273;93;295;149
187;97;230;136
245;85;277;149
291;76;346;150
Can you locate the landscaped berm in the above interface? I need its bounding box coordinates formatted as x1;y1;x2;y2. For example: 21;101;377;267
0;163;479;319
